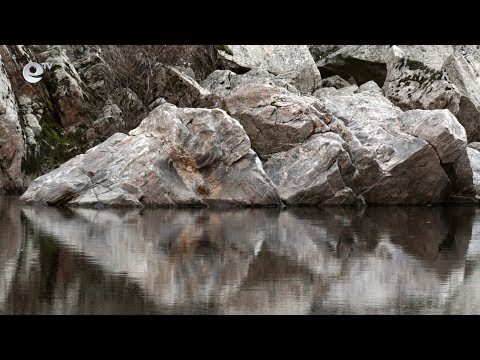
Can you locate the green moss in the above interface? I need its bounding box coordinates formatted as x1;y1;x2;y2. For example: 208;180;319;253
405;59;429;72
38;120;86;171
20;110;87;176
398;67;444;89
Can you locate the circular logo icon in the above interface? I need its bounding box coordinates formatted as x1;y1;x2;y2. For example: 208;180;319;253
23;62;44;83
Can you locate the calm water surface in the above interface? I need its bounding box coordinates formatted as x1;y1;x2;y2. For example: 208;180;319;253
1;195;480;314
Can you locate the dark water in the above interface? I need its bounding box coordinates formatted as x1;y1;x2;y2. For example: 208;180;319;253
2;195;480;315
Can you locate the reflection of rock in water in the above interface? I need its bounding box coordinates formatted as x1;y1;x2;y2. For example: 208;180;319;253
20;206;273;310
0;196;22;312
13;202;480;314
336;229;355;260
222;247;317;314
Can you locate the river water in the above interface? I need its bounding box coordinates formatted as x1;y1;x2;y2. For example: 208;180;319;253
1;195;480;315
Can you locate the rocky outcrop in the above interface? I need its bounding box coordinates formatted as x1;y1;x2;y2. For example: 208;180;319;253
383;46;480;143
217;45;321;94
0;45;96;186
442;46;480;142
317;45;456;87
36;46;91;128
223;82;459;205
320;90;452;204
4;44;480;207
20;102;281;207
0;57;24;191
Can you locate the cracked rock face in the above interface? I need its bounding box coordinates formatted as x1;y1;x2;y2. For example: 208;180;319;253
316;45;391;86
263;133;362;206
398;109;467;164
320;91;451;204
0;57;24;191
449;142;480;202
222;84;329;159
20;103;281;207
36;46;90;128
383;46;480;143
217;45;321;94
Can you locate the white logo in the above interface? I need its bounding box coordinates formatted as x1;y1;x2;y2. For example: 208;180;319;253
22;62;53;83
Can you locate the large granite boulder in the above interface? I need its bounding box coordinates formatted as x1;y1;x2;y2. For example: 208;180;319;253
221;84;329;159
449;142;480;203
223;82;458;205
398;109;467;164
20;102;281;207
217;45;321;94
320;91;452;204
263;132;362;206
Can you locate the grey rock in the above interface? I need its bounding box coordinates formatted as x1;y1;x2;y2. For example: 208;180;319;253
355;80;383;95
66;45;109;96
449;143;480;203
173;65;196;80
449;148;477;202
313;84;358;98
321;91;451;204
318;45;455;88
383;46;456;111
319;75;352;89
469;142;480;152
217;45;321;94
222;84;330;159
442;47;480;142
201;69;237;97
0;58;24;190
148;64;211;107
263;132;361;206
36;46;90;128
316;45;391;86
469;146;480;195
202;69;300;97
20;103;281;207
383;46;480;143
90;104;125;140
398;109;467;164
308;45;345;62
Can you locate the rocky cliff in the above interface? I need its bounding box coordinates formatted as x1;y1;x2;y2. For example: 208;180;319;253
1;45;480;206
